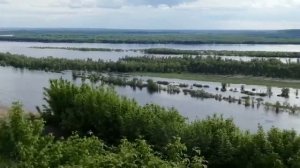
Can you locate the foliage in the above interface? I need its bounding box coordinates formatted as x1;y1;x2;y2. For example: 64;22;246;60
147;79;159;93
280;88;290;98
39;79;300;168
145;48;300;58
0;103;206;168
41;79;186;147
1;29;300;44
1;80;300;167
119;56;300;79
0;52;107;72
2;52;300;79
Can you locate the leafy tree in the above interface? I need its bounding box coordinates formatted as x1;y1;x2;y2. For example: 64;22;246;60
0;103;206;167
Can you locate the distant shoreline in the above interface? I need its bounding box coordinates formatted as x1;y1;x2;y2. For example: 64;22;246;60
0;35;14;37
0;29;300;45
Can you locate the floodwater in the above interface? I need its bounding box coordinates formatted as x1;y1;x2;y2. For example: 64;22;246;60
1;41;300;132
0;66;300;132
1;41;300;62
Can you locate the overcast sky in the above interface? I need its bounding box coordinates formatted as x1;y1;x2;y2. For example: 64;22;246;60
0;0;299;29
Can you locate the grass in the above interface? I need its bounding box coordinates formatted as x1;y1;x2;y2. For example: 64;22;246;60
134;72;300;89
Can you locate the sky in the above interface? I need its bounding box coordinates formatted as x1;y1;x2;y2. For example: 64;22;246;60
0;0;299;30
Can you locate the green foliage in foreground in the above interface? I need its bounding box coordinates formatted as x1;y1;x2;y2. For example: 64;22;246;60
37;79;300;168
0;103;206;167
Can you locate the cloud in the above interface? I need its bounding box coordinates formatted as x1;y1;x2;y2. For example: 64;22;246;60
0;0;299;29
3;0;300;9
67;0;125;9
177;0;300;9
127;0;195;7
4;0;300;9
0;0;8;4
51;0;196;9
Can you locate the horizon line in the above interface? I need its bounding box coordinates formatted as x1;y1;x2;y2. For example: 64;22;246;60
1;27;299;31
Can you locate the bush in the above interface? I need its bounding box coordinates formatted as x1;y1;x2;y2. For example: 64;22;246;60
0;103;206;168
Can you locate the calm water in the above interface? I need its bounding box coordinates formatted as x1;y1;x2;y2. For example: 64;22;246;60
1;66;300;132
1;41;300;62
1;41;300;51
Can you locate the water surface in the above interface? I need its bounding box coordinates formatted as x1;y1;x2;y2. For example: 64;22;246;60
1;66;300;132
1;41;300;62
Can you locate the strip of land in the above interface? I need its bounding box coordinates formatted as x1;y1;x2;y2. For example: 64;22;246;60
30;46;124;52
1;29;300;44
135;72;300;89
144;48;300;58
30;47;300;58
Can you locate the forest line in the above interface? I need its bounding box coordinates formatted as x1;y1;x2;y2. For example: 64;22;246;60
1;52;300;79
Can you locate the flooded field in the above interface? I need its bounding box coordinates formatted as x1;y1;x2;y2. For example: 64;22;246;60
1;66;300;132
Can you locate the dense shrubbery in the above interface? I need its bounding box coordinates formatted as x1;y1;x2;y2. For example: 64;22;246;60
1;52;300;79
40;80;186;147
0;103;206;167
1;80;300;167
36;79;300;168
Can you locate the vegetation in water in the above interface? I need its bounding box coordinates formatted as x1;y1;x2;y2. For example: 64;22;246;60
119;56;300;79
33;79;300;168
31;46;300;59
279;88;290;98
264;101;300;114
134;72;300;89
1;53;300;79
73;73;273;111
1;79;300;167
144;48;300;58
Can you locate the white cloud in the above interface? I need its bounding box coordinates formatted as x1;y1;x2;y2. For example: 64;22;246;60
6;0;195;9
177;0;300;9
0;0;8;4
0;0;299;29
3;0;300;9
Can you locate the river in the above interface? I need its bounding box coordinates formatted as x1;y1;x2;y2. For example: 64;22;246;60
1;41;300;132
1;41;300;62
0;66;300;132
